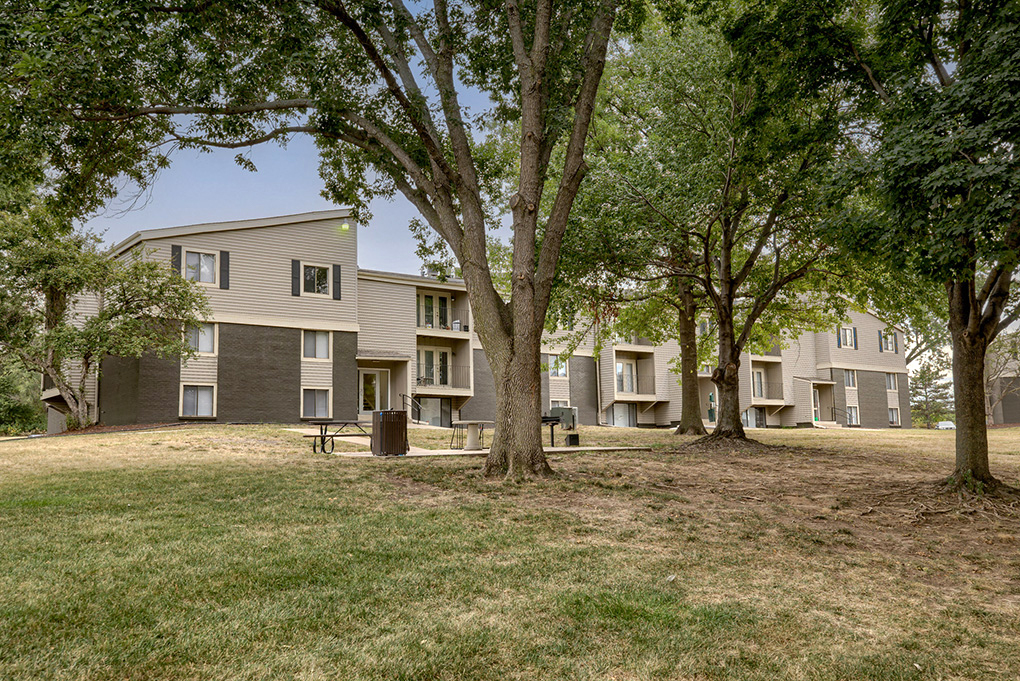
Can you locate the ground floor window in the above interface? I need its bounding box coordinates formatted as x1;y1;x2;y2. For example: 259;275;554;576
888;407;900;426
303;388;330;419
181;385;215;417
846;405;859;426
551;400;570;409
412;397;451;427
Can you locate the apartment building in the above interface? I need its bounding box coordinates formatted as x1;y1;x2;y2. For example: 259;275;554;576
592;312;911;429
43;210;910;432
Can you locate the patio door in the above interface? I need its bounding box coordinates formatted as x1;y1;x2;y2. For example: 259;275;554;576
417;347;451;386
418;292;452;330
616;360;635;393
359;369;389;414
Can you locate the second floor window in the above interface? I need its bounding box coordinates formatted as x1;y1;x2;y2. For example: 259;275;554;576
186;323;215;354
881;331;898;352
304;265;329;295
844;369;857;388
186;251;216;283
886;373;898;390
303;331;329;359
838;327;857;349
549;355;568;377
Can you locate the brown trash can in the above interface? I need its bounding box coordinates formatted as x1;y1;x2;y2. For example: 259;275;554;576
371;410;408;456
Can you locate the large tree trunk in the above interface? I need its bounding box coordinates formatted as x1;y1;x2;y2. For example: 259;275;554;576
708;317;746;439
482;343;552;478
675;282;706;436
948;279;996;486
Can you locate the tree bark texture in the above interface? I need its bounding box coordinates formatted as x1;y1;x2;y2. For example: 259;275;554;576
947;278;997;485
675;283;706;435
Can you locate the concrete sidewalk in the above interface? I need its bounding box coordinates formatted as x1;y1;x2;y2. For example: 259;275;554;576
331;445;653;458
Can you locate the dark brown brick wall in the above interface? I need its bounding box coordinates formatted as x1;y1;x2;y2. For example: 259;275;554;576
332;331;358;420
569;356;599;426
857;369;891;428
99;353;180;425
217;324;301;422
460;349;498;421
1001;377;1020;424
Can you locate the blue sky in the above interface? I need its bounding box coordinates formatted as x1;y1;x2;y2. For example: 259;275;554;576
85;135;428;274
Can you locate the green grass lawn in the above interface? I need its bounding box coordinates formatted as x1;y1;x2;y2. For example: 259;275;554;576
2;425;1019;679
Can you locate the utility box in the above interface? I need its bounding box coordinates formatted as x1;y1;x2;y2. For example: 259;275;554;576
372;410;408;456
550;406;578;431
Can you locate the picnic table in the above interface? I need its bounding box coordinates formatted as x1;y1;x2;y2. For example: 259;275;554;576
304;420;372;454
451;420;494;451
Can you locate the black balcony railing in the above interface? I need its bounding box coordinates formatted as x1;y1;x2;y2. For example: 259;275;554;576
415;364;471;390
416;305;470;332
751;381;783;400
616;373;656;395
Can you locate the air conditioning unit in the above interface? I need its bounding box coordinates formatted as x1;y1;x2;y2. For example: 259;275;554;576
550;406;578;430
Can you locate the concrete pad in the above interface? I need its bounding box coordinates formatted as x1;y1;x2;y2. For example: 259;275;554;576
331;445;652;458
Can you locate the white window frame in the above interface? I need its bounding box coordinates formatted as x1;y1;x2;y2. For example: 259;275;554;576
844;369;857;388
417;345;453;387
839;327;856;348
549;354;568;378
847;405;859;426
882;332;896;352
302;330;331;361
888;407;900;426
616;359;637;393
301;387;332;420
186;322;217;356
886;372;898;391
184;251;218;286
752;369;765;398
179;383;217;418
301;262;331;298
417;291;455;329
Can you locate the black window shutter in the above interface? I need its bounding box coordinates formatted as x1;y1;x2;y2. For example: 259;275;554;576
853;327;858;349
219;251;229;289
894;332;898;354
836;330;841;348
292;260;301;296
171;245;182;274
878;329;883;352
333;265;342;300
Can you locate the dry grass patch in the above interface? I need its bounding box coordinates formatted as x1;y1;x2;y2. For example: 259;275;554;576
2;424;1020;679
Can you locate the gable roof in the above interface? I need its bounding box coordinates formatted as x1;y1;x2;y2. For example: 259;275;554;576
109;209;353;256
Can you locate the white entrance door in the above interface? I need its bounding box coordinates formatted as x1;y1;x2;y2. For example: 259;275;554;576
359;370;389;414
812;387;820;421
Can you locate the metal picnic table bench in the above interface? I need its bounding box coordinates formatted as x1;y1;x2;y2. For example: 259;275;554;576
304;420;372;454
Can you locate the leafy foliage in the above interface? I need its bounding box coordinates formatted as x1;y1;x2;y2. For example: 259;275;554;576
0;205;210;429
910;361;954;429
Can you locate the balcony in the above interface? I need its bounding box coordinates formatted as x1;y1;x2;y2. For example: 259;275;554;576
416;304;470;332
415;363;471;391
751;380;784;401
616;373;656;396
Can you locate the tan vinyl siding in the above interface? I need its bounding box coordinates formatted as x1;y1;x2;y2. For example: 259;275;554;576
357;277;417;360
845;387;859;408
824;310;907;372
64;295;101;418
301;361;333;387
181;356;218;383
738;353;752;413
141;217;359;330
599;350;616;413
549;378;570;402
637;403;656;425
